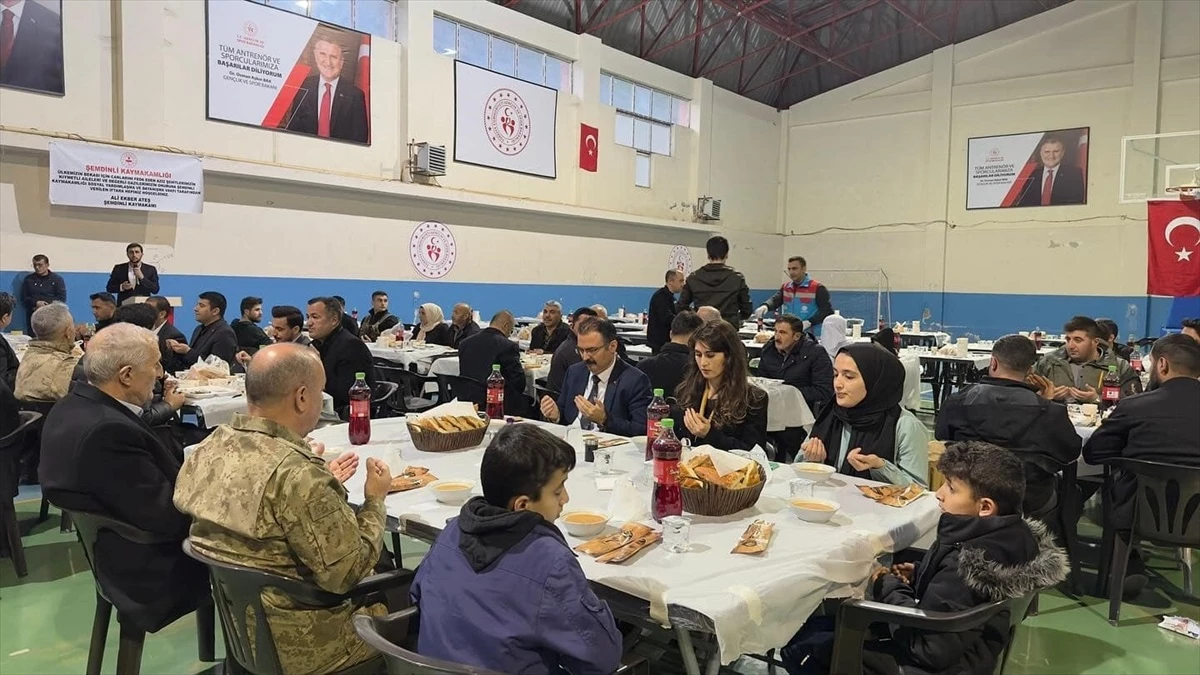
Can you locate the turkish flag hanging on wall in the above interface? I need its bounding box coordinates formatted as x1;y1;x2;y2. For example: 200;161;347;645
579;124;598;172
1147;199;1200;296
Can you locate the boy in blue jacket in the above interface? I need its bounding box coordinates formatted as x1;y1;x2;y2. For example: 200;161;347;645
783;441;1069;675
410;424;622;674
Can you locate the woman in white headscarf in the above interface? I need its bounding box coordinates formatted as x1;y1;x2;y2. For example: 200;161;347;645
414;303;452;346
819;314;851;362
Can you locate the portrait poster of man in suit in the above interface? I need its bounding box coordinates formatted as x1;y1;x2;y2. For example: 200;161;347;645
1014;134;1088;207
0;0;65;97
966;127;1089;210
280;28;370;145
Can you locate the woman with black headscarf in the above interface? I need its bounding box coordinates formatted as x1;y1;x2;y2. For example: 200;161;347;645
800;343;929;486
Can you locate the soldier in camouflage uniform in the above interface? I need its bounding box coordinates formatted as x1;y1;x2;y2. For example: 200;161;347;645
14;302;80;401
174;343;394;675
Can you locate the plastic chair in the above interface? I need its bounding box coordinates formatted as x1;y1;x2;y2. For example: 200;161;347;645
435;374;485;408
374;361;437;414
184;540;415;675
372;381;400;419
353;609;505;674
828;594;1036;675
1103;458;1200;625
0;411;42;577
71;511;216;675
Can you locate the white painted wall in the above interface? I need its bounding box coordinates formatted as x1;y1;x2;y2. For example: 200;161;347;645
0;0;783;293
782;0;1200;298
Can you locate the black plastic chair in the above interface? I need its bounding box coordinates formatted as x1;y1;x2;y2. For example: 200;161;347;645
828;594;1036;675
184;539;415;675
372;381;400;419
71;511;216;675
1103;458;1200;625
0;411;42;577
435;374;485;408
375;361;437;414
353;608;505;674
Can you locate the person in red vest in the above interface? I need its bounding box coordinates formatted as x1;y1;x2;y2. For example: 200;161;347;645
756;256;834;333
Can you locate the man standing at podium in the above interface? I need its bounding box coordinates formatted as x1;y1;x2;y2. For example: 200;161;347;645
106;243;160;305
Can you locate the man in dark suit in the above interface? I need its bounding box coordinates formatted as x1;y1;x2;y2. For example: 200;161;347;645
307;296;375;415
530;301;570;355
546;306;597;392
647;270;684;354
0;292;18;389
0;0;64;96
638;310;702;397
165;292;238;367
285;38;368;144
40;323;209;633
1084;334;1200;597
449;303;481;348
1016;137;1086;207
106;243;160;305
539;318;652;436
146;296;186;373
458;310;528;416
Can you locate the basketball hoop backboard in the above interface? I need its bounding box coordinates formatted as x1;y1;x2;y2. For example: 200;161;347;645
1120;131;1200;203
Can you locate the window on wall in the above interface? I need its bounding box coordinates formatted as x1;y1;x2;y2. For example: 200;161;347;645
598;73;688;157
255;0;396;40
634;152;651;188
432;16;573;92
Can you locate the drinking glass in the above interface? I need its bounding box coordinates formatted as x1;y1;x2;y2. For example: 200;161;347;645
662;515;691;553
789;478;815;500
594;447;615;475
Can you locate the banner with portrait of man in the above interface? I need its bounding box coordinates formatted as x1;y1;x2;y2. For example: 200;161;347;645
966;127;1089;210
205;0;371;145
0;0;64;96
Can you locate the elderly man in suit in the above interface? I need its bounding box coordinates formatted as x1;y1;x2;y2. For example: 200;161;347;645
539;318;652;436
106;243;161;305
458;310;527;416
285;37;368;143
1016;137;1086;207
40;323;209;634
0;0;64;95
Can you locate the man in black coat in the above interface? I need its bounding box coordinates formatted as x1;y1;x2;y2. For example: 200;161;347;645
530;301;570;355
39;323;208;633
285;38;369;144
165;292;237;367
758;316;834;412
1084;334;1200;596
677;236;753;326
106;243;160;305
449;303;481;348
458;311;528;416
1015;138;1086;207
0;292;18;389
638;310;702;398
308;296;375;415
146;296;187;373
937;335;1080;518
0;0;64;96
21;254;66;327
546;307;598;392
647;270;684;354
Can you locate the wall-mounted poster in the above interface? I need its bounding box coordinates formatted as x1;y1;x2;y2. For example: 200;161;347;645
205;0;370;145
967;127;1089;209
0;0;64;96
454;60;558;179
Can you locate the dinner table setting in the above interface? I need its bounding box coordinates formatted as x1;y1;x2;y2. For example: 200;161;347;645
309;408;940;674
367;338;458;374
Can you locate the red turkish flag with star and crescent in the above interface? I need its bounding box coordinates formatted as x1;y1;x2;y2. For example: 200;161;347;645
579;124;598;172
1147;199;1200;296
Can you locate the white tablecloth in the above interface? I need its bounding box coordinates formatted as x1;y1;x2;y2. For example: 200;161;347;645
309;419;939;665
186;391;334;428
367;344;457;374
427;355;551;397
968;342;1056;356
750;377;816;432
901;350;991;370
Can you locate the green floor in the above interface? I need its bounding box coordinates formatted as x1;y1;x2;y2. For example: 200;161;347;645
1;499;1197;675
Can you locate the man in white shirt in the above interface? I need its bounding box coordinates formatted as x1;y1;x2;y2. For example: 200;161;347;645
1017;137;1086;207
539;318;651;436
285;37;369;143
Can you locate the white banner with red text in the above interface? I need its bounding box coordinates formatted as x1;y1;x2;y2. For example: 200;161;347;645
49;141;204;214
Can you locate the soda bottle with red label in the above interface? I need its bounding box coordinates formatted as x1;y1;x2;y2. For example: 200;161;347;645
645;388;670;460
1100;365;1121;410
651;419;683;523
348;372;371;445
486;364;506;419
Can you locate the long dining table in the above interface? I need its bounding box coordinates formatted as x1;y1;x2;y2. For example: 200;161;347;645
309;418;939;674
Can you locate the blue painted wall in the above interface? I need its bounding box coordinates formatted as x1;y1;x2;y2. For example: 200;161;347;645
1;269;1183;339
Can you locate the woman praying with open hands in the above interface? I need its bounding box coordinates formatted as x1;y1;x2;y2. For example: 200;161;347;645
673;321;768;451
801;343;929;486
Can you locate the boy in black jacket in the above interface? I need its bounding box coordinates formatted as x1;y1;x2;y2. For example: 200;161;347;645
783;441;1069;675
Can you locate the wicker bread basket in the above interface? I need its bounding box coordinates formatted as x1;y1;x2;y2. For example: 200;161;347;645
406;423;487;453
680;464;767;517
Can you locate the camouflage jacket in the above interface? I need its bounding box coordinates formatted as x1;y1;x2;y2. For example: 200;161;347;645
174;414;387;675
14;340;79;401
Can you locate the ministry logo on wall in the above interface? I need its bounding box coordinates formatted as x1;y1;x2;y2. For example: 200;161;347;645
668;246;693;276
410;221;457;279
205;0;371;145
455;61;557;178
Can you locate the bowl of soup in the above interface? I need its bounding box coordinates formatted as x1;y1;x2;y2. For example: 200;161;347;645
560;510;611;538
429;480;475;505
790;498;840;523
793;462;836;484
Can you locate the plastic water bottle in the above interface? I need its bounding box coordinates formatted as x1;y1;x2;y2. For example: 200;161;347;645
348;372;371;445
651;419;683;523
645;388;671;460
486;364;506;419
